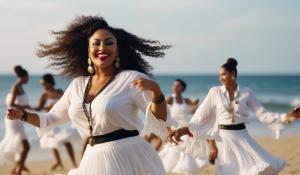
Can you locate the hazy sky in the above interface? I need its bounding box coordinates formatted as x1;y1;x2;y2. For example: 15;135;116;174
0;0;299;75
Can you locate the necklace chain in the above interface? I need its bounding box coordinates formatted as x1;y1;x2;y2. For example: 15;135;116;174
222;89;239;123
82;71;118;137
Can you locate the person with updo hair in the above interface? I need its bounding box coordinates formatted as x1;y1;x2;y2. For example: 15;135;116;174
0;65;30;175
169;58;300;175
29;74;77;170
7;15;171;175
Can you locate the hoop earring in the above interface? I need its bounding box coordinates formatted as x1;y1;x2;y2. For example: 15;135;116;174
115;57;121;68
87;58;94;74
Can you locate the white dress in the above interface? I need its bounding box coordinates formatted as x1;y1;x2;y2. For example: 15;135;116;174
37;99;76;149
36;70;170;175
0;93;29;165
188;85;286;175
159;96;207;175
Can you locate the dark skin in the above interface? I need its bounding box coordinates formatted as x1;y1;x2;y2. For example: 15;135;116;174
165;80;199;143
166;80;199;110
7;29;168;167
169;68;300;165
145;80;200;151
6;30;167;126
29;78;77;170
8;75;30;175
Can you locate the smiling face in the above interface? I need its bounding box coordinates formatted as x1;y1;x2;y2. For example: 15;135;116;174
219;67;236;87
88;29;118;70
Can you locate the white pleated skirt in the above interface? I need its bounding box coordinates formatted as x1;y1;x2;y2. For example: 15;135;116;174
0;117;27;165
40;127;75;149
215;129;285;175
159;136;208;175
68;136;166;175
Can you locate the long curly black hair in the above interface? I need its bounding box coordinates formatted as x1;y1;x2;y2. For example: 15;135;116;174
37;15;171;78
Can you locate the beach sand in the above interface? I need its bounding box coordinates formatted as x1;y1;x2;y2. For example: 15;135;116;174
0;136;299;175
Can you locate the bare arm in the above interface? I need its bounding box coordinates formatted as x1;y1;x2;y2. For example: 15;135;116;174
132;79;167;121
9;84;28;109
31;93;47;111
7;109;40;127
169;126;192;144
7;79;75;129
207;139;218;164
185;98;199;114
150;84;167;121
166;96;173;105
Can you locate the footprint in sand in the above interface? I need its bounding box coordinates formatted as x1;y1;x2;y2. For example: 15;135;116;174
290;169;299;174
289;156;295;161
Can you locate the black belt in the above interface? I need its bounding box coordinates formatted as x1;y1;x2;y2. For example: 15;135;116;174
90;129;139;146
218;123;246;130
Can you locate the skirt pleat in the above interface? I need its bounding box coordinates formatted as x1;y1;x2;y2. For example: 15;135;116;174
216;129;285;175
68;136;165;175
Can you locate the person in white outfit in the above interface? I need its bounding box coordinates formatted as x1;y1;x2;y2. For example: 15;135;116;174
6;15;171;175
170;58;300;175
0;65;30;175
30;74;77;170
159;79;207;175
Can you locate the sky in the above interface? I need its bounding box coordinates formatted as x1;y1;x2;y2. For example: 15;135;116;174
0;0;299;75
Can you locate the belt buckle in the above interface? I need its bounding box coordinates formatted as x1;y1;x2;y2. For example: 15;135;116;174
219;125;225;129
89;137;95;146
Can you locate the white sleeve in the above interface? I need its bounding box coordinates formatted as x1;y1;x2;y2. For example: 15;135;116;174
36;79;75;136
188;87;220;140
247;89;286;139
130;73;171;140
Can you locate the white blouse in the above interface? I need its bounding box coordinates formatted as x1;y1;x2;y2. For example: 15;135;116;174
188;85;286;140
170;95;193;129
37;70;170;140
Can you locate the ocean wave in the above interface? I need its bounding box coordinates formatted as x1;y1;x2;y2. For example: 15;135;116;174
262;102;293;110
261;98;300;111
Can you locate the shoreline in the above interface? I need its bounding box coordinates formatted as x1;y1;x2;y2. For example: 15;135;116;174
1;136;300;175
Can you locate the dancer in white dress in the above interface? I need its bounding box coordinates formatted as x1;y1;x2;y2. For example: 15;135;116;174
170;58;300;175
30;74;77;170
0;65;30;175
7;15;171;175
159;79;207;175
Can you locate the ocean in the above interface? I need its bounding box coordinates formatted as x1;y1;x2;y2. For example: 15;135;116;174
0;74;300;161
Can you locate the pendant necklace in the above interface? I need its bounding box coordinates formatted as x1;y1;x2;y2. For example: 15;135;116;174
82;71;117;146
223;88;239;123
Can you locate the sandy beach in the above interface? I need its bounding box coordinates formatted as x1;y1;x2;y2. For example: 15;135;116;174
0;136;299;175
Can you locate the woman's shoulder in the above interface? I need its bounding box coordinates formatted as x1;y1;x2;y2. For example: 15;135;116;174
119;70;149;79
66;76;89;90
72;76;89;84
209;86;222;93
238;85;251;93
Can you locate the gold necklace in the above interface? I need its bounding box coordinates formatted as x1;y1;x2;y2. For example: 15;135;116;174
223;89;239;123
82;71;118;146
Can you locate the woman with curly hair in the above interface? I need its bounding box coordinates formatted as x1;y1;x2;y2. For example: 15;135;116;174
7;15;171;175
30;74;77;170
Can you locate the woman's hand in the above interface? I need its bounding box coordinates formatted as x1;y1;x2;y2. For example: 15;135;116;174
132;78;167;121
285;106;300;123
132;78;161;94
6;108;24;120
191;98;200;106
209;144;218;165
169;127;192;145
